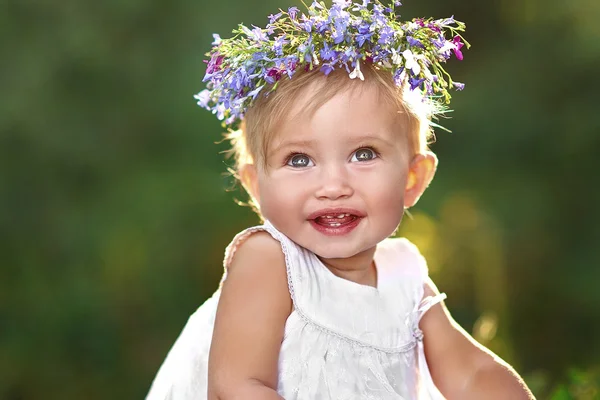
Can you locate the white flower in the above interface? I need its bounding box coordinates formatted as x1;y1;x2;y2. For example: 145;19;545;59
391;48;402;65
349;62;364;81
406;21;420;31
194;89;211;108
402;49;421;75
422;65;434;81
312;52;320;66
439;41;456;54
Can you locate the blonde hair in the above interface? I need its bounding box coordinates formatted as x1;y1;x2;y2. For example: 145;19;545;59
224;62;435;202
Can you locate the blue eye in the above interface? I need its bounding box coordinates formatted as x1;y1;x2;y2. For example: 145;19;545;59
351;148;377;162
287;154;314;168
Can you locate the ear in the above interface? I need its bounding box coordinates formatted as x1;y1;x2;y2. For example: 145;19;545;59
239;163;260;204
404;152;438;208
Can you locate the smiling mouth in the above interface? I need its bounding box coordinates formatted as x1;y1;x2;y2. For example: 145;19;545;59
313;213;359;227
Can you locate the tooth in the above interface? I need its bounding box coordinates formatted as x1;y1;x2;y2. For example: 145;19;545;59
331;223;341;227
325;215;333;218
337;214;345;218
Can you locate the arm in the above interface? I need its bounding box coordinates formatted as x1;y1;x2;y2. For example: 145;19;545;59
207;232;292;400
420;278;535;400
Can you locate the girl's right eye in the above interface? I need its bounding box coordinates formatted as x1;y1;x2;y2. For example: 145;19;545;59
286;154;314;168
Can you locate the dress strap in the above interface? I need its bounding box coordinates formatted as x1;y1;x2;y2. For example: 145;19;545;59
417;293;447;322
413;293;447;400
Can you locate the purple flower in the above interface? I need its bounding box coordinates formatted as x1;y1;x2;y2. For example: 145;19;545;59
333;0;351;9
357;22;370;34
320;43;337;61
321;64;335;75
407;36;424;48
247;85;265;100
251;26;268;42
431;35;445;49
370;4;387;25
231;69;250;91
329;5;350;26
252;52;269;61
355;23;373;46
265;68;282;84
371;46;390;63
409;77;425;90
443;16;456;25
394;0;402;6
425;82;433;95
453;82;465;91
288;6;299;20
427;22;441;33
284;56;299;77
300;16;314;32
452;35;464;60
272;35;288;56
393;68;405;86
344;48;359;63
298;40;314;62
268;12;282;23
332;27;346;44
315;19;330;33
356;32;373;47
205;53;225;74
378;25;395;45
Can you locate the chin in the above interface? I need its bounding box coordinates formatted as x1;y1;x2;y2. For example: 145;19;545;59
309;244;362;260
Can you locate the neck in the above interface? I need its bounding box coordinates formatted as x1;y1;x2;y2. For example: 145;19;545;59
318;246;378;288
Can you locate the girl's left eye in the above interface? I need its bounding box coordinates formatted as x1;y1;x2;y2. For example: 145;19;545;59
350;148;378;162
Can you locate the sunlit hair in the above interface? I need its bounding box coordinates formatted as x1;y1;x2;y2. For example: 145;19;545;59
224;62;436;200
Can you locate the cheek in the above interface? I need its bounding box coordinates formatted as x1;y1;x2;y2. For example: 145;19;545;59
257;173;301;219
362;166;407;210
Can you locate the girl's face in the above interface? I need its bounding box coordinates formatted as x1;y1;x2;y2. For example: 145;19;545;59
249;83;432;260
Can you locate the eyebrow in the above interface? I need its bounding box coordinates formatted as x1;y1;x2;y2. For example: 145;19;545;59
268;139;316;158
269;134;396;158
348;134;395;148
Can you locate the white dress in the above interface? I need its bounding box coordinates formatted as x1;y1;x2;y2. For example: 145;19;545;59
146;221;446;399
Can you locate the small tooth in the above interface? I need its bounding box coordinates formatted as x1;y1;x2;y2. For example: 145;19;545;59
337;214;345;218
324;215;333;218
330;223;341;227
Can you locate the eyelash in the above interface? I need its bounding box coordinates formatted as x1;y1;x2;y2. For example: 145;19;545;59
283;145;380;166
354;145;380;159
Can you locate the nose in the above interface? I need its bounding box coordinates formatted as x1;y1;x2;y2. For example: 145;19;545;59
314;164;354;200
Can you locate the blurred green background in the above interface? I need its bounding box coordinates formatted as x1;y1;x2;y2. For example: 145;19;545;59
2;0;599;398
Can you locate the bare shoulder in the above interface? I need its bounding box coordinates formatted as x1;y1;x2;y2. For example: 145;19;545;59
227;230;287;274
208;230;291;397
221;229;292;324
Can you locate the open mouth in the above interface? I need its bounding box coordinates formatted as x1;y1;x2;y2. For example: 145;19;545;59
308;209;364;235
313;213;359;227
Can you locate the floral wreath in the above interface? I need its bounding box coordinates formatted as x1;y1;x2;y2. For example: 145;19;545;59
195;0;469;129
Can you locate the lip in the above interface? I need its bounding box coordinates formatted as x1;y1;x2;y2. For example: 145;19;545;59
307;208;365;236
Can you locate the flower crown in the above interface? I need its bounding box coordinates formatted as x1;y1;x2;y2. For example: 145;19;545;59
195;0;469;129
